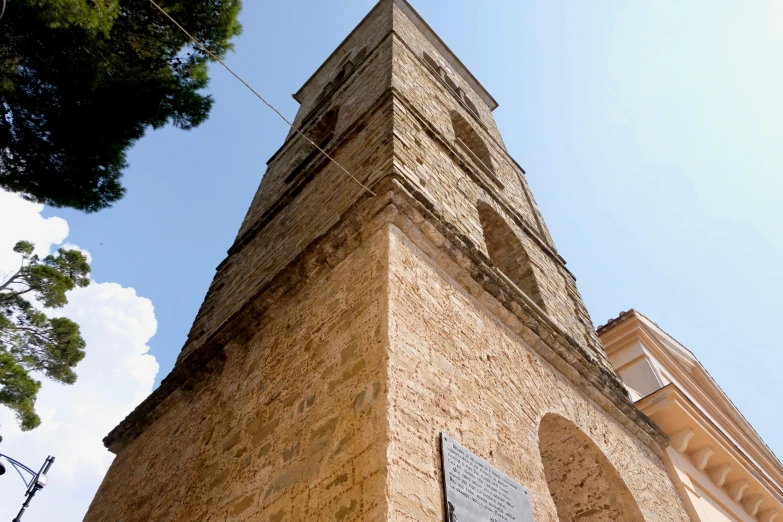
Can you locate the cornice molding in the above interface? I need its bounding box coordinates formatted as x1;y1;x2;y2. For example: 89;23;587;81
638;385;783;512
601;312;783;494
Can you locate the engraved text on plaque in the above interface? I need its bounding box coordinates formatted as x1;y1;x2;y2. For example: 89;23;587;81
441;433;535;522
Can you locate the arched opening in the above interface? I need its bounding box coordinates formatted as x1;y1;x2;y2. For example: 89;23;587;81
538;414;645;522
310;107;339;147
464;96;479;118
285;108;339;184
451;111;494;174
423;51;442;76
477;202;545;309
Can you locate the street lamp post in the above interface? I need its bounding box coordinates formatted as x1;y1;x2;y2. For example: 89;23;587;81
0;453;55;522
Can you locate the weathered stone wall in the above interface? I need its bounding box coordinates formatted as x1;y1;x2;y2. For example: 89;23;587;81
539;414;647;521
389;41;606;366
84;228;391;522
390;3;552;244
288;2;393;139
88;180;686;521
181;56;394;361
179;0;603;370
239;4;395;236
391;49;542;242
176;3;400;364
385;224;688;521
391;3;505;159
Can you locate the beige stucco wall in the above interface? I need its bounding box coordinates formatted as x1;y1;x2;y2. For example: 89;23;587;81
602;313;783;522
693;489;744;522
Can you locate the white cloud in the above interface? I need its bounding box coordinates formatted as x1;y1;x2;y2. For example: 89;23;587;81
0;192;68;280
0;190;159;522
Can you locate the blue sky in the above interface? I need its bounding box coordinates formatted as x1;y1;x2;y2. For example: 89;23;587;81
14;0;780;507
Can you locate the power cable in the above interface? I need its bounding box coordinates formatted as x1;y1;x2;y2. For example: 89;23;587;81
148;0;376;196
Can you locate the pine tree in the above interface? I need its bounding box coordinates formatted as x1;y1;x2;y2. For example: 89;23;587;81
0;241;91;431
0;0;242;212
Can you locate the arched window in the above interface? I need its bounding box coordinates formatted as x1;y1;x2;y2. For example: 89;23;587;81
285;108;339;184
422;52;482;122
310;107;338;147
451;111;494;175
477;202;545;309
464;97;479;117
423;51;441;75
538;414;645;522
444;74;460;95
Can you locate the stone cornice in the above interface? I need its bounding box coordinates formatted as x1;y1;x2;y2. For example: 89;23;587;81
225;82;566;276
390;89;568;271
104;177;666;457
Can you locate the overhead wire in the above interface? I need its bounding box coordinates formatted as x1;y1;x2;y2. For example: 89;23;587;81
148;0;376;196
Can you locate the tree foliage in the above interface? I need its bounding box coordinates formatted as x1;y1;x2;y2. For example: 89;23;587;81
0;241;91;431
0;0;242;212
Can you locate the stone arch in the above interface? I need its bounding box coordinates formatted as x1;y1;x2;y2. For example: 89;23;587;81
538;413;645;522
477;201;546;309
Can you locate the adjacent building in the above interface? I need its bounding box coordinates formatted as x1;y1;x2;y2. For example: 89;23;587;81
600;310;783;522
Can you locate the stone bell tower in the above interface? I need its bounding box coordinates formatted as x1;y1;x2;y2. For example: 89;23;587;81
84;1;689;520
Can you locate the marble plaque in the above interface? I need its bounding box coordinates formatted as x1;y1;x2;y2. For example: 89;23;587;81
441;433;535;522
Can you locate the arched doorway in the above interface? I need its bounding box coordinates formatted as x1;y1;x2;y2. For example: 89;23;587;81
538;414;645;521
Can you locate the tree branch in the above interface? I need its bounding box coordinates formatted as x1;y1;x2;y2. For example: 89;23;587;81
0;267;23;292
4;325;56;345
6;286;33;298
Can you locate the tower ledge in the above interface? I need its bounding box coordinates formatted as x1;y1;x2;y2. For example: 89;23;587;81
104;176;667;456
